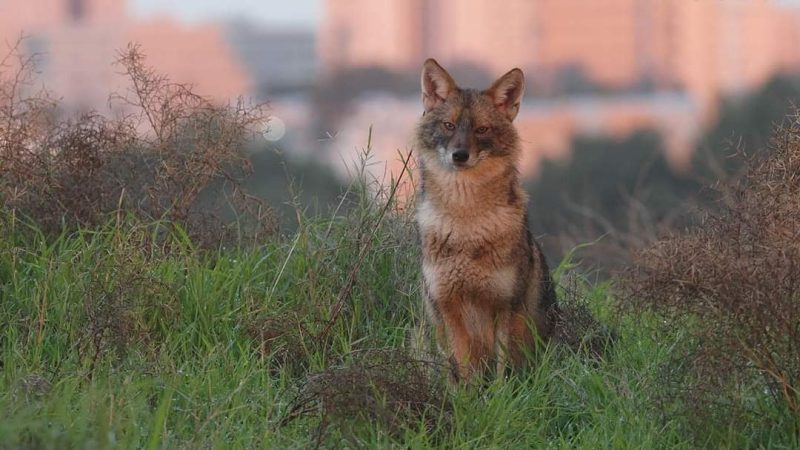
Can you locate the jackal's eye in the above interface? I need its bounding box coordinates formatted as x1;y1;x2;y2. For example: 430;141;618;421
475;126;489;135
442;121;455;131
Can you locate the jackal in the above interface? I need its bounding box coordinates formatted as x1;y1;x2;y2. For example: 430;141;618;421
415;59;557;382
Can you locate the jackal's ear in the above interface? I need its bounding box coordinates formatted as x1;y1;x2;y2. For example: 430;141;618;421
488;68;525;121
421;58;456;112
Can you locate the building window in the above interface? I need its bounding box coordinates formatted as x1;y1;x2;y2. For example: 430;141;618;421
68;0;85;21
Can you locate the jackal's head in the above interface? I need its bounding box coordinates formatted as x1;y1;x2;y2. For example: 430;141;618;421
415;59;524;173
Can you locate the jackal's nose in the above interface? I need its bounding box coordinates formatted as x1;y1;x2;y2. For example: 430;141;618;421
452;150;469;163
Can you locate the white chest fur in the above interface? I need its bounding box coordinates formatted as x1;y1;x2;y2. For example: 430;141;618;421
416;198;520;243
417;198;522;303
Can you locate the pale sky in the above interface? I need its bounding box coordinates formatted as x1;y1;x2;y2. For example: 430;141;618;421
131;0;322;29
130;0;800;30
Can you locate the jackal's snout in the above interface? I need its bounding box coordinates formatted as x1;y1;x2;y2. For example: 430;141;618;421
451;149;469;163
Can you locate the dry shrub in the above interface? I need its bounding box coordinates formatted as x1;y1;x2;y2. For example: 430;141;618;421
552;272;617;361
8;373;52;407
280;348;451;445
0;41;276;247
623;115;800;421
245;311;323;376
1;111;139;231
77;239;180;379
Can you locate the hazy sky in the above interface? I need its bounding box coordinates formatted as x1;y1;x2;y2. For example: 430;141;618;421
131;0;321;29
130;0;800;30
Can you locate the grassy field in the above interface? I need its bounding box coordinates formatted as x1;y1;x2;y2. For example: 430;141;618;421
2;41;798;449
1;192;797;449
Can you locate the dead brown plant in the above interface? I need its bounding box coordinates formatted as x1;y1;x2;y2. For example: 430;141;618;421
245;311;324;376
77;241;180;380
0;40;276;247
279;348;451;446
553;271;617;361
622;112;800;426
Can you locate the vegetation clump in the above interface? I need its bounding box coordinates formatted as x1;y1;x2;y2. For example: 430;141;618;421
0;43;275;248
624;114;800;433
281;349;451;444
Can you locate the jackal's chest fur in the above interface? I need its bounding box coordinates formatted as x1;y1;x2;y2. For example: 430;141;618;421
417;195;526;307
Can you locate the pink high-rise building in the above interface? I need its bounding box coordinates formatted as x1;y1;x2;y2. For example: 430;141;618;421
319;0;800;173
320;0;800;116
319;0;427;72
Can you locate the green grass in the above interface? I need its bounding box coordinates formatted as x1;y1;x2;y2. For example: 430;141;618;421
0;199;797;449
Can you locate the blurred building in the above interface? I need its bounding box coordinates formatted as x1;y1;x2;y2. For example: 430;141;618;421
319;0;800;170
226;21;317;96
0;0;250;111
320;0;800;113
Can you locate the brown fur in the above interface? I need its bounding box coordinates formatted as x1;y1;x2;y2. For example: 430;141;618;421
415;59;557;382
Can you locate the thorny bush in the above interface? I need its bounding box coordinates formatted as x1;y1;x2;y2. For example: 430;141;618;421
78;235;180;380
0;42;276;247
553;270;617;361
280;348;451;445
623;113;800;429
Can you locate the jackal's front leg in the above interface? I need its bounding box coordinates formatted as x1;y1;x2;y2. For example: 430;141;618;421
440;301;496;383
